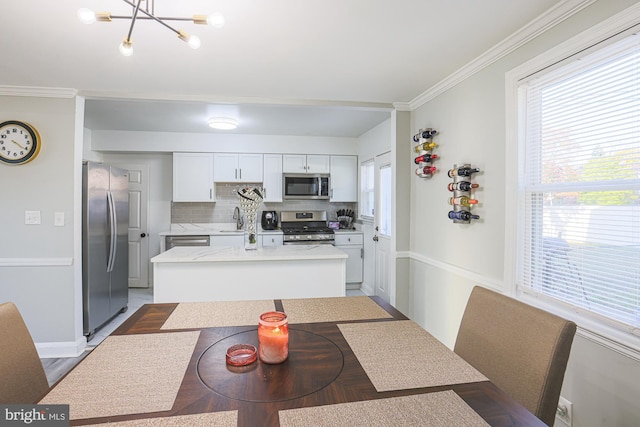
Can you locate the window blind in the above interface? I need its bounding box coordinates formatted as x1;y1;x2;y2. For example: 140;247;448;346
519;33;640;330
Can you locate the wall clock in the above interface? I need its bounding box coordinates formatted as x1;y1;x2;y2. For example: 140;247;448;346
0;120;42;165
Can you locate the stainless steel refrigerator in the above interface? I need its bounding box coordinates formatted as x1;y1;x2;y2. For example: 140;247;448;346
82;161;129;340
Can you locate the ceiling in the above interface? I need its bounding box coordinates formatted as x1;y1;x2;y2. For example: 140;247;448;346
3;0;562;137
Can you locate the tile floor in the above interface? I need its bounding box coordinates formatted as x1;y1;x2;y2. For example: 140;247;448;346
41;287;366;385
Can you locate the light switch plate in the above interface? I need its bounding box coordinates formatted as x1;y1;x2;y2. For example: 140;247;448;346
54;212;65;226
25;210;41;225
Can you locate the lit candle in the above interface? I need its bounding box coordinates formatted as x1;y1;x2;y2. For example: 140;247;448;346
258;311;289;364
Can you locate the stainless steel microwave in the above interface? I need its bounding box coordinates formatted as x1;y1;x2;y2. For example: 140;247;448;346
283;174;330;200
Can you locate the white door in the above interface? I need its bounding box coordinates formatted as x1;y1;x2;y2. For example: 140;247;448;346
330;155;358;202
263;154;283;202
374;152;392;302
213;153;238;182
282;154;307;173
117;163;149;288
306;155;330;173
238;154;264;182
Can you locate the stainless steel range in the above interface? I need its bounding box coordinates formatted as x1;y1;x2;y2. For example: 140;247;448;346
280;211;335;245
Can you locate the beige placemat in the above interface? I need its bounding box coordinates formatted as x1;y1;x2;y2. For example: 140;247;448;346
39;331;200;420
338;320;487;392
279;390;489;427
83;411;238;426
281;296;393;324
161;300;276;329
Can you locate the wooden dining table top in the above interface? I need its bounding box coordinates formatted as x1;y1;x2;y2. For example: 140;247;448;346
60;296;545;427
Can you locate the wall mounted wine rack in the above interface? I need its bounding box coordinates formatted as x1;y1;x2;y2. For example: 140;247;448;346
447;163;480;224
413;128;439;178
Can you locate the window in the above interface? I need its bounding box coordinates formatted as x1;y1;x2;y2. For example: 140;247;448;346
360;159;374;219
379;164;392;236
517;34;640;331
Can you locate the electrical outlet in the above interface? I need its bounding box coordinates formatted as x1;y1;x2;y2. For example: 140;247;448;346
25;210;41;225
556;396;573;426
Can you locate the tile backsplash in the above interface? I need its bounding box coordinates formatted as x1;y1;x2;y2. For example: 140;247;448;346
171;183;357;224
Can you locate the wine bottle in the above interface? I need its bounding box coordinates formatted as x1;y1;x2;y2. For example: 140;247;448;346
415;166;437;177
448;210;480;221
414;154;438;164
412;128;438;142
447;167;480;178
448;196;478;207
447;181;479;192
413;142;438;153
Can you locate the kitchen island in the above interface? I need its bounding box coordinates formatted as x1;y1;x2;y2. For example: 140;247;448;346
150;245;348;303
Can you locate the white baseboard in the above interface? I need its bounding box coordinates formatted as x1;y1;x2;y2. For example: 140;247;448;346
36;337;87;359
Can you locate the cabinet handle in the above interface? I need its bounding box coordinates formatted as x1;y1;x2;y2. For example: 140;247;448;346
235;169;238;179
361;248;363;258
239;169;242;180
210;188;213;199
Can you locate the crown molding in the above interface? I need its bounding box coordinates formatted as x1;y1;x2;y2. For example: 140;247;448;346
0;85;78;99
392;102;412;112
408;0;597;110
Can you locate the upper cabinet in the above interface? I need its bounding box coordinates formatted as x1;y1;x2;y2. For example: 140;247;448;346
330;155;358;202
283;154;330;174
173;153;215;202
263;154;283;202
214;153;263;182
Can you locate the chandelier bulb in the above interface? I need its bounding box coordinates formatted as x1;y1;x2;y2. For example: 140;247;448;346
77;8;97;24
207;13;225;28
188;35;201;49
119;39;134;56
178;31;201;49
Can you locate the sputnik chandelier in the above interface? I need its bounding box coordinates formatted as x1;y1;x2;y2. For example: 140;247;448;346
77;0;224;56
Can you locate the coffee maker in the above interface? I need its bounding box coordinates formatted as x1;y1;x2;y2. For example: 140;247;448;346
261;211;278;230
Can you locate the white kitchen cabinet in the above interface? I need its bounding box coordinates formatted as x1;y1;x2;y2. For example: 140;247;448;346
283;154;330;174
210;234;244;247
263;154;283;202
213;153;263;182
173;153;214;202
330;155;358;202
334;232;363;284
260;233;284;247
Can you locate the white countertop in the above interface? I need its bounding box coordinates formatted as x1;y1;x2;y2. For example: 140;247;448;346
151;244;348;263
160;223;282;236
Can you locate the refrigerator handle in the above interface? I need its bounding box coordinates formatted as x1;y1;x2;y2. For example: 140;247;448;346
107;191;117;273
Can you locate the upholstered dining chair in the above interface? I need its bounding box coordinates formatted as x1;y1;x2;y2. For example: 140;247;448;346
454;286;577;426
0;302;50;403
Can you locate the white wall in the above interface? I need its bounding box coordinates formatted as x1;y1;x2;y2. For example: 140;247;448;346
408;0;640;426
0;94;83;356
91;130;359;155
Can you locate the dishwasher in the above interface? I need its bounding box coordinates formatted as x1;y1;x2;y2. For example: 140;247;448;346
165;235;210;250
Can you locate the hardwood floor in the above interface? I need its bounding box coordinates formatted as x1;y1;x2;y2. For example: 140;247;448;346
40;287;366;386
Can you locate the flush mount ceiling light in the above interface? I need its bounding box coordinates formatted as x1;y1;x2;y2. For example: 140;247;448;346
77;0;225;56
208;117;239;130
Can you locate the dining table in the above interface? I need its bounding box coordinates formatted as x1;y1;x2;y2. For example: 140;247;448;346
39;296;546;426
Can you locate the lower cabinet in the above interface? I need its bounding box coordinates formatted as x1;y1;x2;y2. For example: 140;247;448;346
334;232;363;284
210;234;244;247
260;234;284;247
209;233;284;247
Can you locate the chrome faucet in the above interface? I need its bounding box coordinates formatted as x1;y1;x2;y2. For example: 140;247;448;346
233;206;244;230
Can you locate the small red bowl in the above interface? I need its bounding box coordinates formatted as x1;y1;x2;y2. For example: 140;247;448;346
226;344;257;366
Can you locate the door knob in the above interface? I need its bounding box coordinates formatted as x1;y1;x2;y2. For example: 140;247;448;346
373;235;379;242
140;233;147;238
